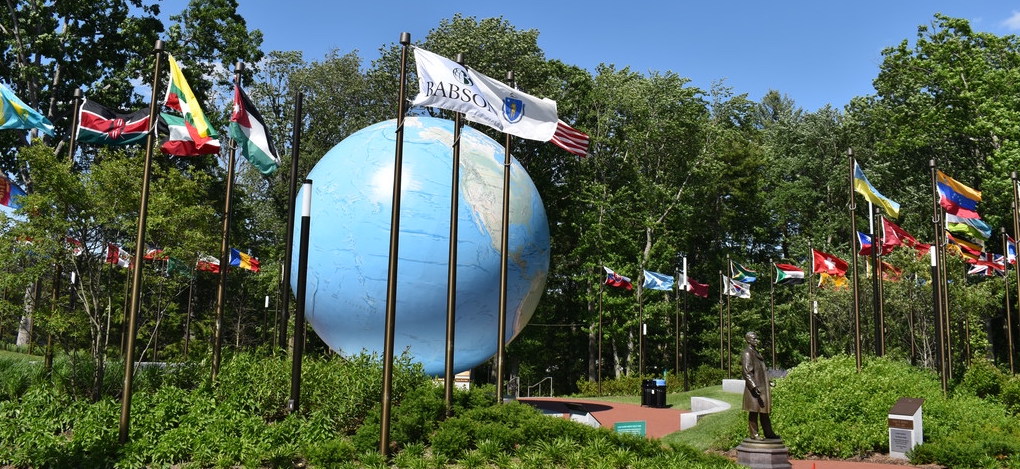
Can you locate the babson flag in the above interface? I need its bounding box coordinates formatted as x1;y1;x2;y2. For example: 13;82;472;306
230;84;280;175
76;99;150;145
160;54;221;156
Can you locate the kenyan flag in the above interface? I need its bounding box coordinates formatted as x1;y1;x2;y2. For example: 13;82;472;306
76;99;150;145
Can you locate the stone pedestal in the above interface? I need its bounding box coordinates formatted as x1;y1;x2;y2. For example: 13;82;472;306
736;438;792;469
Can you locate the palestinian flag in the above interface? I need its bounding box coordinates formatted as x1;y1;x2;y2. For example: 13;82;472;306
230;84;279;175
160;54;220;156
76;99;150;145
774;263;806;285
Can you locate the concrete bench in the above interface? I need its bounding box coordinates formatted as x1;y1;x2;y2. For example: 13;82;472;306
679;396;731;430
722;378;744;394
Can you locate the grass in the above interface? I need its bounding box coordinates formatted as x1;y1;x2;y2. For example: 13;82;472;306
0;349;42;361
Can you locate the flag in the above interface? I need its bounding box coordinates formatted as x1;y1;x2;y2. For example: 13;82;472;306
688;278;709;298
160;54;220;156
857;231;874;256
1008;235;1016;265
967;253;1005;277
603;266;633;290
882;217;918;251
229;248;260;272
144;245;167;261
196;254;221;273
945;214;992;242
411;47;558;141
76;98;150;145
946;232;982;260
812;249;849;276
167;257;194;278
642;270;674;291
230;84;280;175
936;170;981;219
65;237;83;256
0;83;55;136
852;160;900;219
774;263;806;285
818;273;849;289
105;243;132;268
881;260;902;281
730;261;757;283
549;119;589;156
0;174;27;209
723;276;751;298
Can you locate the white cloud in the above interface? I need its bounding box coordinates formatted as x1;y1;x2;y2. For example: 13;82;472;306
1002;11;1020;30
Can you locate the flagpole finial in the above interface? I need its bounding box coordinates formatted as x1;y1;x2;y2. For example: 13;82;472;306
506;71;514;82
847;148;853;157
929;159;936;168
1012;171;1017;180
400;32;410;45
73;88;82;99
455;53;464;65
235;61;245;73
154;40;164;52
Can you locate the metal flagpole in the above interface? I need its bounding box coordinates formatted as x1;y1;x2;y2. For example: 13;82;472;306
929;161;947;393
597;266;604;395
638;271;644;376
719;270;724;371
379;32;411;456
279;92;303;352
810;242;816;360
1003;228;1014;374
877;205;885;354
211;62;244;381
681;255;690;391
119;39;164;444
444;53;466;416
1011;171;1020;373
495;70;514;402
726;260;732;376
848;149;862;372
770;259;776;368
288;180;312;412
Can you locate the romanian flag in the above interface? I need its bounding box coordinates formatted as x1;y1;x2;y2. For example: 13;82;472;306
936;170;981;219
229;248;260;272
160;54;220;156
0;83;55;136
0;174;27;209
774;263;806;285
853;160;900;219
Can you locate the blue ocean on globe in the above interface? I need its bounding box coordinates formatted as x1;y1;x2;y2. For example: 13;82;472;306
291;116;550;375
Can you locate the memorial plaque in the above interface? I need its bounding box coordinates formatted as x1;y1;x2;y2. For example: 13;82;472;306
889;428;912;453
613;421;646;436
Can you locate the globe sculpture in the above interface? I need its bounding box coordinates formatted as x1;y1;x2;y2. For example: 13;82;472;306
291;116;550;375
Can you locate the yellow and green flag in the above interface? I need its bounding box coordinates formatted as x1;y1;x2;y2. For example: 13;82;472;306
160;54;220;155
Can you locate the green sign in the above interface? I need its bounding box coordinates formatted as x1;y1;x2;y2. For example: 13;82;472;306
613;421;646;436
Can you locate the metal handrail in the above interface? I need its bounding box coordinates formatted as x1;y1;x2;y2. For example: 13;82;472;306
526;376;553;397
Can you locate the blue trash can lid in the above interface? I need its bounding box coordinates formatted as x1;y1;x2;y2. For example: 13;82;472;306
654;379;666;386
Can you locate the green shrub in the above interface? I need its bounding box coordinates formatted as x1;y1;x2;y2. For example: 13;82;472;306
304;436;357;468
1003;376;1020;415
956;358;1006;400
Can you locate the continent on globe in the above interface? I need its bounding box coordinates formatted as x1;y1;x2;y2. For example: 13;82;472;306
292;116;550;375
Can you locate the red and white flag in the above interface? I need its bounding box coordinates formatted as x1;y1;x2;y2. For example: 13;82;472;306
549;119;589;157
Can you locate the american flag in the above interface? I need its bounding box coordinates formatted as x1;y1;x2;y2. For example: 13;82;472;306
549;119;589;157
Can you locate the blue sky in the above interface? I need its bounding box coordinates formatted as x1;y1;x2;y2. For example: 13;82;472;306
188;1;1020;113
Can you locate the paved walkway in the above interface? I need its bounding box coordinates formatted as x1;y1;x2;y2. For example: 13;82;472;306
517;398;923;469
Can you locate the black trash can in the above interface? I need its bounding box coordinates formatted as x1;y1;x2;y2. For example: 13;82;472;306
641;379;655;406
653;379;667;408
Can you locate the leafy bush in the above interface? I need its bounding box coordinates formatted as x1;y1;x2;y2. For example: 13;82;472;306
574;373;648;396
955;358;1007;400
1003;376;1020;415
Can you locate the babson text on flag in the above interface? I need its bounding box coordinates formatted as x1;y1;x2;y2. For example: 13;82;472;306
420;80;499;114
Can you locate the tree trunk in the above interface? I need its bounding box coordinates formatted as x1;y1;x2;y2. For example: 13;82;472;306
15;281;38;347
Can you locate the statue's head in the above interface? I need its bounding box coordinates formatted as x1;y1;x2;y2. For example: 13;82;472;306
745;331;759;346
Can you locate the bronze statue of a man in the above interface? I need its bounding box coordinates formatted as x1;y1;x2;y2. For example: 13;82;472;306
742;331;778;440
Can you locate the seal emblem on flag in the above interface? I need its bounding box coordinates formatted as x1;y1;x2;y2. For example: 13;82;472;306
452;67;472;86
503;97;524;123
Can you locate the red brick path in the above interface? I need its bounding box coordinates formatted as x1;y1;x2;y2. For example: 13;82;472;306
518;398;922;469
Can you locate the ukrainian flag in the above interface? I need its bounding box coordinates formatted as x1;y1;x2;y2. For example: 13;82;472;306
0;83;55;136
853;161;900;219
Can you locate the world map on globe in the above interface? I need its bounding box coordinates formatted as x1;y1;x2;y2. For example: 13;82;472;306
291;116;550;375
